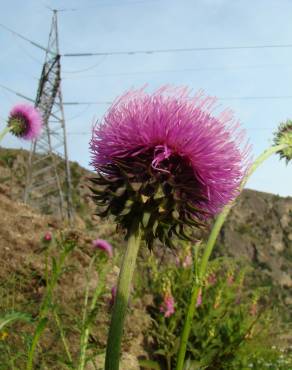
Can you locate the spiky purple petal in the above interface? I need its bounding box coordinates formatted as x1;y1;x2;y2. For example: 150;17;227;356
90;87;251;219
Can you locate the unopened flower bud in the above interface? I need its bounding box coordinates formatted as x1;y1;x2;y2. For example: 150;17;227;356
43;231;52;242
92;239;113;258
274;119;292;163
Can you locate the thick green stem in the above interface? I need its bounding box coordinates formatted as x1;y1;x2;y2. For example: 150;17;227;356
175;143;288;370
105;225;142;370
0;126;11;143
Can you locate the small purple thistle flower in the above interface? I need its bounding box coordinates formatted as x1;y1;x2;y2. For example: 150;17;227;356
160;292;175;318
90;87;251;247
8;103;42;140
92;239;113;258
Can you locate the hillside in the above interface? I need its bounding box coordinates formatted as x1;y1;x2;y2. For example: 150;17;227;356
0;147;291;282
0;147;291;357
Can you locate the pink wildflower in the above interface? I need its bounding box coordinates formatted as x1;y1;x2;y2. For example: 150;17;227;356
43;231;52;242
160;292;175;318
92;239;113;258
8;103;42;140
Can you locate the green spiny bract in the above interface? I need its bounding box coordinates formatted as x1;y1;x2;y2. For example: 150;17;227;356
90;151;209;249
274;119;292;163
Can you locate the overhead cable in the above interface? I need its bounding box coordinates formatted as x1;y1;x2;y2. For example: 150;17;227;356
0;23;53;55
0;83;34;102
61;63;292;79
63;43;292;58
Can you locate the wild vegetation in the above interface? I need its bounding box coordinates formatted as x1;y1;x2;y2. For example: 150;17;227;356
0;147;291;369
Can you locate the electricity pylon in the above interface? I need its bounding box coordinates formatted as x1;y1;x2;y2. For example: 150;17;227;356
24;10;74;222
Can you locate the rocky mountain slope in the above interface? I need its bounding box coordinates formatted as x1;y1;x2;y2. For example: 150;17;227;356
0;147;291;320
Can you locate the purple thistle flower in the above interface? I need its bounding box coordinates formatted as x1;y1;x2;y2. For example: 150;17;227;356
160;292;175;318
92;238;113;258
8;103;42;140
90;87;251;247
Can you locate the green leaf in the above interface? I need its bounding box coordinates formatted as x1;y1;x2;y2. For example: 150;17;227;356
0;312;33;331
139;359;162;370
26;317;49;370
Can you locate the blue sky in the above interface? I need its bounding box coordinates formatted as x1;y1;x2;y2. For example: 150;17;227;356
0;0;291;196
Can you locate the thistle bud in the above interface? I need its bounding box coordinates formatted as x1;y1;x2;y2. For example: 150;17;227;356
274;120;292;163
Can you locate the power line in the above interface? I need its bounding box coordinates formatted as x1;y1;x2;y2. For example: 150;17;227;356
2;83;292;107
2;21;292;60
61;63;292;79
0;83;34;102
13;35;44;65
0;84;111;105
0;23;52;55
63;101;111;106
63;43;292;58
62;56;107;74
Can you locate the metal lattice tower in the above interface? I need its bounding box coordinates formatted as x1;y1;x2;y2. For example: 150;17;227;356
24;10;74;222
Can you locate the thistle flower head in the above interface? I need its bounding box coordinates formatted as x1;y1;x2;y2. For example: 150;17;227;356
92;238;113;258
274;120;292;163
7;103;42;140
90;87;251;247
